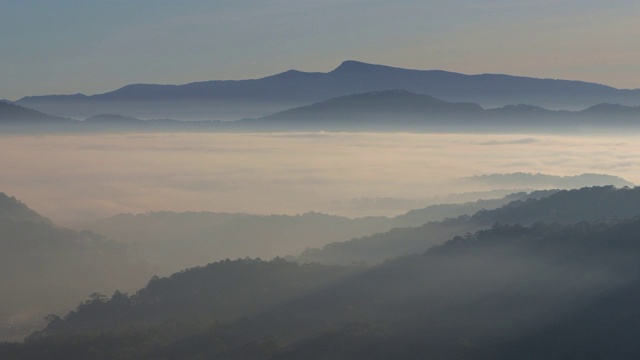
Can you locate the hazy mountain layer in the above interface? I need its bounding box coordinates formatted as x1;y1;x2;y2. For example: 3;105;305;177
74;190;556;273
0;193;153;341
298;186;640;264
251;90;640;131
462;172;634;189
0;102;73;132
16;60;640;119
6;90;640;133
73;182;630;273
0;193;51;224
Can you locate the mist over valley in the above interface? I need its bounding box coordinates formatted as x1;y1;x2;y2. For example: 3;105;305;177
1;132;637;223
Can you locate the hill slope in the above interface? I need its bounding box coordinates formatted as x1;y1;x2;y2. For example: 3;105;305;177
8;90;640;132
10;218;640;359
0;193;51;224
74;189;558;273
298;186;640;264
252;90;640;131
0;193;152;341
0;101;72;125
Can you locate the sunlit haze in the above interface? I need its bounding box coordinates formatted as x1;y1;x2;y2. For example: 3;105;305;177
0;132;637;223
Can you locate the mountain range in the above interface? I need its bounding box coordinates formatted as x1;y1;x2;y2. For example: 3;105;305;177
73;189;560;273
15;60;640;120
249;90;640;131
4;90;640;133
74;175;632;273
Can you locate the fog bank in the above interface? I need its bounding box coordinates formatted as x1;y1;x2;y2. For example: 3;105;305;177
0;132;636;223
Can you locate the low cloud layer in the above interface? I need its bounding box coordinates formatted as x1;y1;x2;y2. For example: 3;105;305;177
0;132;637;222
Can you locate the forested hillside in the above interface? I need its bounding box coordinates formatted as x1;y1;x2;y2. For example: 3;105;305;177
74;190;554;273
8;217;640;359
0;193;152;341
298;186;640;264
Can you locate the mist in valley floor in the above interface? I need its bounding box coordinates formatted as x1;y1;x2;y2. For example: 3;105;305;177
0;132;637;224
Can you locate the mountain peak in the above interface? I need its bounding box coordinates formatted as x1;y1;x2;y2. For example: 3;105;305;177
268;69;310;80
331;60;392;73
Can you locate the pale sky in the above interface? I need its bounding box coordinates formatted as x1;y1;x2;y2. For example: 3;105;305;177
2;0;640;100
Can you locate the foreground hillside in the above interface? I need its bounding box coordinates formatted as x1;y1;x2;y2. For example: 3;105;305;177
0;193;152;341
7;217;640;359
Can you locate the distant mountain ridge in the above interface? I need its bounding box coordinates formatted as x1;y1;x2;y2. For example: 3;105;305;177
249;90;640;130
74;189;558;272
0;101;71;124
6;90;640;132
463;173;634;189
255;89;483;124
15;60;640;119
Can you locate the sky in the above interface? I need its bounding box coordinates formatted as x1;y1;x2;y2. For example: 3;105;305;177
1;0;640;100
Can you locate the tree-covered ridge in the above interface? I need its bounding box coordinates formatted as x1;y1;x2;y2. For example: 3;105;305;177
276;219;640;359
0;193;152;341
299;186;640;264
8;218;640;359
0;192;51;224
75;189;556;273
31;258;362;339
469;185;640;225
6;187;640;357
